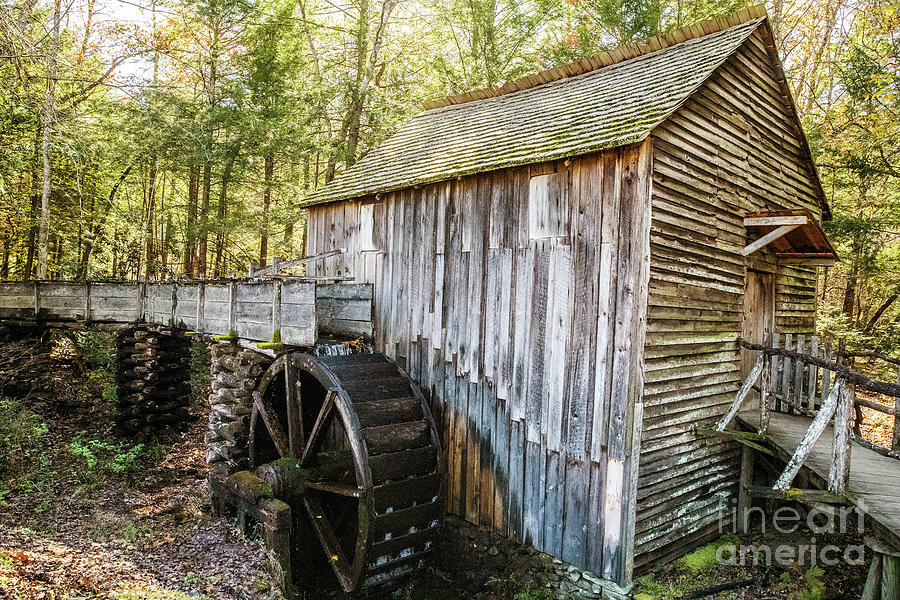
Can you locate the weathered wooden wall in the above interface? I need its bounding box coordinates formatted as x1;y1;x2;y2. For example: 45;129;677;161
305;142;652;586
637;29;821;568
0;281;374;346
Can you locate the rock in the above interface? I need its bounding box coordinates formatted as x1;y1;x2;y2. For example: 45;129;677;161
487;546;499;556
567;570;581;583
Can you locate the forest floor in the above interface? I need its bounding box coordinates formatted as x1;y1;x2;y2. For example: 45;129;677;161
0;330;882;600
0;331;282;600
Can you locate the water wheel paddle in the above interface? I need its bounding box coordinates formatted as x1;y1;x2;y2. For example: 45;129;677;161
248;352;443;593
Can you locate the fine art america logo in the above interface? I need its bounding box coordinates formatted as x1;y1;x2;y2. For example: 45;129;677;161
717;496;867;567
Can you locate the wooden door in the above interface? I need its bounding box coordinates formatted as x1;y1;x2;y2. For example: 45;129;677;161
742;270;775;379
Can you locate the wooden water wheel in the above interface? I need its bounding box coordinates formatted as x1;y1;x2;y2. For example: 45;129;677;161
248;352;443;593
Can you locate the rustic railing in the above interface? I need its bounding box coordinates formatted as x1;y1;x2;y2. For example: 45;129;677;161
716;336;900;495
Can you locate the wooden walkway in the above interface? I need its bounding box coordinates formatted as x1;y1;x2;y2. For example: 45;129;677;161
739;410;900;549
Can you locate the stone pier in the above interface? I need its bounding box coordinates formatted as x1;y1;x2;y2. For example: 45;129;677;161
205;343;272;476
116;326;192;437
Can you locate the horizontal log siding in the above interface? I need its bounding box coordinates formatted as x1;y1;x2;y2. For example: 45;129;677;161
305;143;652;586
636;31;821;569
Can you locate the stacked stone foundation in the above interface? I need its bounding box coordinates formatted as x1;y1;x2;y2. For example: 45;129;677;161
116;326;192;437
206;343;272;475
442;516;627;600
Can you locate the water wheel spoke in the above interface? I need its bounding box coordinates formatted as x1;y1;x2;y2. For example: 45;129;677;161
301;391;337;465
284;355;304;457
305;479;363;498
253;392;290;457
303;495;360;591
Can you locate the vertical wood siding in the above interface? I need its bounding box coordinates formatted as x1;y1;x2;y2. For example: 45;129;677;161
637;31;821;568
306;143;652;585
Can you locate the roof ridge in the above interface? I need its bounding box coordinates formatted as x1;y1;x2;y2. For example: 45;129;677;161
421;4;767;111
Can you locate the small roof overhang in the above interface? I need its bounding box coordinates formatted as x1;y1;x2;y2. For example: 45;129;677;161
742;209;839;266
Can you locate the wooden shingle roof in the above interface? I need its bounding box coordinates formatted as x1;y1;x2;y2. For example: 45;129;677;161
304;9;768;207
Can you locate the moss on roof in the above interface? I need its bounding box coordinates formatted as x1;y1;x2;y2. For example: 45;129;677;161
303;12;767;207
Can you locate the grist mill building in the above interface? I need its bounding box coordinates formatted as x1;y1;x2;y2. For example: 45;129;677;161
300;5;836;592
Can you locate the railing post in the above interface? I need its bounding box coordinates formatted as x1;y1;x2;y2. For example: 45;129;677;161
760;351;770;435
759;353;772;435
894;365;900;452
829;379;852;493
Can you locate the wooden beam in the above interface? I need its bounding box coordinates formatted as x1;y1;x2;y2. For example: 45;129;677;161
251;248;348;277
744;215;808;227
778;258;837;266
741;224;801;257
744;485;853;505
715;354;764;431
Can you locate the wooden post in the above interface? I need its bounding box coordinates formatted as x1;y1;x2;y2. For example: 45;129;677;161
821;337;832;412
33;281;40;317
884;554;900;600
138;282;147;322
196;282;205;331
861;553;883;600
228;281;237;337
781;333;792;413
84;281;91;322
829;377;852;493
737;445;755;533
893;365;900;452
759;351;770;434
170;282;178;327
272;280;282;342
807;335;818;411
793;334;805;414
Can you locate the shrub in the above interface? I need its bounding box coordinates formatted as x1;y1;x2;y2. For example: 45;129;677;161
67;432;145;488
190;341;212;407
75;330;117;371
0;397;49;484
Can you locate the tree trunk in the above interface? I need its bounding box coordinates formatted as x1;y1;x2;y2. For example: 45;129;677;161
79;164;132;278
198;161;211;278
143;156;158;280
184;164;199;277
864;290;900;333
37;0;61;280
213;143;239;277
260;153;274;267
23;190;39;280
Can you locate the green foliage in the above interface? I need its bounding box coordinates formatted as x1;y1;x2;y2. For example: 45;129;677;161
775;565;826;600
678;535;740;573
190;341;212;406
75;330;117;372
0;397;50;487
67;432;145;489
103;384;118;404
119;523;151;542
512;587;556;600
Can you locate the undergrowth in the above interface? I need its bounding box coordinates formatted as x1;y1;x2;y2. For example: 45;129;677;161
67;431;148;489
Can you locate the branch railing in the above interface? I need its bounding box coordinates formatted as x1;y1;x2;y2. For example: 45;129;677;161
716;335;900;495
